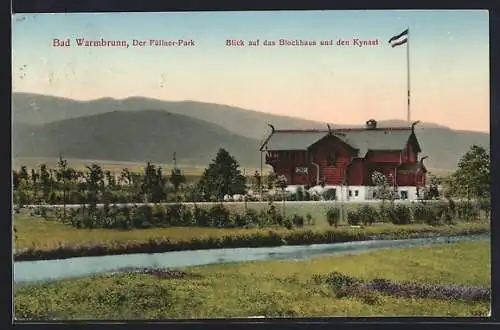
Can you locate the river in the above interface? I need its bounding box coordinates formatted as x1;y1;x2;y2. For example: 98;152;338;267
14;233;489;286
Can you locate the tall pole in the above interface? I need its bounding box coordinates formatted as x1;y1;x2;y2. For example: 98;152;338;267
407;27;411;124
260;151;263;202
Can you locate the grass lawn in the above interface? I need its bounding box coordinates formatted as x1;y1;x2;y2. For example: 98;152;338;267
13;214;489;253
14;240;491;319
14;214;281;250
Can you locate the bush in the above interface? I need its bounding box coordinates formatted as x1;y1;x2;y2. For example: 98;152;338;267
347;210;361;226
283;218;293;230
323;189;337;201
456;201;480;222
317;273;490;303
291;214;305;228
193;205;211;227
392;204;412;225
166;203;186;226
412;202;433;224
378;204;396;223
305;213;314;226
209;204;231;228
357;205;378;226
244;208;260;227
326;208;340;227
295;187;304;201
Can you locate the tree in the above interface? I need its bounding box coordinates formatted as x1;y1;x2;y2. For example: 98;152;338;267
31;168;40;203
55;157;77;221
197;148;247;201
424;173;441;200
119;168;132;186
170;168;186;193
12;170;19;191
253;170;262;190
105;170;116;190
151;167;168;203
84;164;105;211
275;174;288;216
371;171;395;201
267;171;278;190
450;145;490;199
19;165;29;183
39;164;52;202
141;162;157;203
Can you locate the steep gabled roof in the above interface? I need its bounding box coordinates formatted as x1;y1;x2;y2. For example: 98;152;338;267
260;130;328;151
260;126;420;157
343;129;414;156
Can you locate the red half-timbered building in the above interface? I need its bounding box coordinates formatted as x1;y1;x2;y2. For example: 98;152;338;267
259;119;428;200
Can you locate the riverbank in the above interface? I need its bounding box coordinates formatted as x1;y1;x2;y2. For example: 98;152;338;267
14;240;491;319
14;215;490;261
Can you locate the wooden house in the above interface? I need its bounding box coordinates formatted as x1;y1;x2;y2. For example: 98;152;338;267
259;119;428;201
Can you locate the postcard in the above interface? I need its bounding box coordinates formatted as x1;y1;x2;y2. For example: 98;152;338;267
12;10;491;320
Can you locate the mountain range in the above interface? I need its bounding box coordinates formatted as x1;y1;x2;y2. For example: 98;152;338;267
12;92;489;170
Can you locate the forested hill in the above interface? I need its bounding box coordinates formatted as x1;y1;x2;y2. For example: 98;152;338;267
12;92;489;170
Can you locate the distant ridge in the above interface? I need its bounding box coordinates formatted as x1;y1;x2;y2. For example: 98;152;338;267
12;92;489;169
13;110;261;166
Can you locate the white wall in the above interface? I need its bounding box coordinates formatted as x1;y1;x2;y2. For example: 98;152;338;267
337;186;368;202
306;185;422;201
397;186;420;201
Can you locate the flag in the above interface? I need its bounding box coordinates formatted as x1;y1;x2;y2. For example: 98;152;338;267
388;29;408;47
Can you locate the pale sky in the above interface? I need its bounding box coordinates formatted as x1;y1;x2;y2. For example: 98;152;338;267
12;10;489;132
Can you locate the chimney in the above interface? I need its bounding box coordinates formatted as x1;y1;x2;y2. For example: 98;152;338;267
366;119;377;130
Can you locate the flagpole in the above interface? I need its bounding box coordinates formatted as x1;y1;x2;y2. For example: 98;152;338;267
407;27;411;124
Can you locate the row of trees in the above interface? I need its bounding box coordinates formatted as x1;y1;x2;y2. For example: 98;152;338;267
13;149;284;211
13;144;491;209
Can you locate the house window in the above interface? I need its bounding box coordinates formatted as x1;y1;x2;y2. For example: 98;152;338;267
296;167;308;174
349;190;352;197
328;152;337;167
401;190;409;200
355;190;359;197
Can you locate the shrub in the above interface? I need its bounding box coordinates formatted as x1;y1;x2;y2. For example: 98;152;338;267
209;204;231;228
358;205;378;226
166;203;186;226
347;210;361;226
292;214;305;228
283;218;293;230
456;201;480;222
231;213;247;227
326;208;340;227
323;189;337;201
244;208;260;227
478;198;491;218
305;213;314;226
378;204;397;223
324;272;359;289
193;205;211;227
392;204;412;225
319;273;490;303
412;202;433;223
181;207;195;226
295;186;304;201
151;205;167;226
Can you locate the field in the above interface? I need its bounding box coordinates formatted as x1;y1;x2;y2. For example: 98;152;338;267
13;156;269;176
14;212;490;261
14;239;490;319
